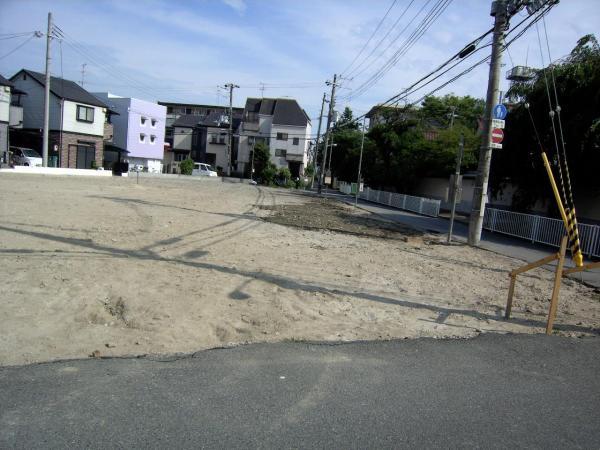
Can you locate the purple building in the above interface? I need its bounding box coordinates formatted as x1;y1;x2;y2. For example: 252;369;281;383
94;93;166;172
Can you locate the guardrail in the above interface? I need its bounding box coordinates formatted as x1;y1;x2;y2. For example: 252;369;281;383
483;208;600;258
353;186;441;217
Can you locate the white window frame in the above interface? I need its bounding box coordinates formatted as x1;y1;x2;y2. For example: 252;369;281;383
275;149;286;157
150;135;156;144
151;118;157;128
139;133;146;143
140;116;147;126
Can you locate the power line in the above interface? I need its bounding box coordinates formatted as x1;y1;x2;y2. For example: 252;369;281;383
344;0;418;80
0;33;38;60
341;0;399;76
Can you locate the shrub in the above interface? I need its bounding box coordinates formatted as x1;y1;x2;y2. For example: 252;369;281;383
261;163;277;185
180;158;194;175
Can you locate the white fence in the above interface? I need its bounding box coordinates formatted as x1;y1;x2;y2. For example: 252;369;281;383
484;208;600;258
356;186;441;217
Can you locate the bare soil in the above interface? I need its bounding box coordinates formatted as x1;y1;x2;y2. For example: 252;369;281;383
0;173;598;366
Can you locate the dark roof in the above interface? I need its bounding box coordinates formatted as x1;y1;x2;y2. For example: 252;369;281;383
172;114;204;128
0;74;14;87
158;100;243;111
244;98;309;127
11;69;109;108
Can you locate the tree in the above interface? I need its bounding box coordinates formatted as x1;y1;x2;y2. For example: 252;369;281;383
252;142;276;185
491;34;600;211
180;158;194;175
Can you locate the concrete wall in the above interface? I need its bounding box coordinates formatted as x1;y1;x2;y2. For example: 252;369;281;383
126;98;166;159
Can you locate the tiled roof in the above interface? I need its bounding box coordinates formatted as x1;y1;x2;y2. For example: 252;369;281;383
12;69;108;108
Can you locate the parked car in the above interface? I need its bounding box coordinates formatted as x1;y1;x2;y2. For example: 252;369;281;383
10;147;42;167
192;163;218;177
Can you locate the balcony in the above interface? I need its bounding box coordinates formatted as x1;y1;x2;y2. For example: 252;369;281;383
9;105;23;128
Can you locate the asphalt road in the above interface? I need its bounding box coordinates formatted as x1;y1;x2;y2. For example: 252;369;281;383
1;334;599;449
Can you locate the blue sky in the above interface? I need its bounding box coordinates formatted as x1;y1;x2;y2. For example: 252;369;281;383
1;0;598;119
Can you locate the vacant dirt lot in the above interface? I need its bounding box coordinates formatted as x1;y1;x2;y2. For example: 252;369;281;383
0;173;598;365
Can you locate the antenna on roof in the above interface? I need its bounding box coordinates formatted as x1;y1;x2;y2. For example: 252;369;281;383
80;63;87;87
259;82;265;98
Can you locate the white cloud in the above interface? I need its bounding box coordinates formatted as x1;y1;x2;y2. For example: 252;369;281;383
222;0;247;15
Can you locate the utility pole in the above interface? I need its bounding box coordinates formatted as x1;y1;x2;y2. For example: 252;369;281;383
42;12;52;168
468;0;507;246
318;74;337;195
355;117;366;206
80;63;87;87
311;92;327;189
447;133;465;243
327;134;335;173
224;82;239;177
448;105;457;129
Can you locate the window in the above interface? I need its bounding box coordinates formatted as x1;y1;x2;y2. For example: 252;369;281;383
210;133;217;144
185;108;192;114
218;133;226;144
248;136;255;146
150;135;156;144
139;133;146;143
293;137;299;145
151;119;157;127
76;105;94;123
175;153;188;161
140;116;147;126
276;132;288;141
275;149;286;157
167;106;173;114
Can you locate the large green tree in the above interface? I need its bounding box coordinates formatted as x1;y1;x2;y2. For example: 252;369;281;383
491;34;600;211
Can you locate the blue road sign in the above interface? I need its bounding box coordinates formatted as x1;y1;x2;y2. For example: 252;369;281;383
493;104;508;120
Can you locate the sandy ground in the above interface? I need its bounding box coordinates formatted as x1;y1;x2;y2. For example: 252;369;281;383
0;173;599;366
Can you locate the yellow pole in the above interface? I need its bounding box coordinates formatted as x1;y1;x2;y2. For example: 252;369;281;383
541;152;583;267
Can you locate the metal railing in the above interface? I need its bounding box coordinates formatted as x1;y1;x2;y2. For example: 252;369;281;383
354;186;441;217
484;208;600;258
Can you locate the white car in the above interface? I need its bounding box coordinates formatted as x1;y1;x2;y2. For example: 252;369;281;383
10;147;42;167
192;163;218;177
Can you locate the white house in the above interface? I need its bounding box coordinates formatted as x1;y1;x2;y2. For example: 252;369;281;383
94;92;166;173
10;69;112;169
238;98;312;178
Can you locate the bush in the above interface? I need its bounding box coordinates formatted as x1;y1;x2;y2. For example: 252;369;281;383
261;163;277;185
180;158;194;175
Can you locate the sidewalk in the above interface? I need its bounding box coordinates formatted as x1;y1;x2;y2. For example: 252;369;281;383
316;189;600;288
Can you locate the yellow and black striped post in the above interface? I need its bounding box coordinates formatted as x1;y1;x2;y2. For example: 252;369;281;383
541;152;583;267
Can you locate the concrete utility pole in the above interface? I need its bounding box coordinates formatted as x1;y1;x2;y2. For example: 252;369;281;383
327;134;335;173
355;116;366;206
42;12;52;168
468;0;507;246
224;82;239;177
447;133;465;243
318;74;337;195
311;93;327;189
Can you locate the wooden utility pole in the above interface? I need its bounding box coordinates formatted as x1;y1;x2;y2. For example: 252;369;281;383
311;93;327;189
447;133;464;243
318;74;337;195
42;12;52;167
355;117;366;206
224;83;239;177
468;0;507;246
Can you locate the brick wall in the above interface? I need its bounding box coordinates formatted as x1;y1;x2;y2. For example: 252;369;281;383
51;131;104;168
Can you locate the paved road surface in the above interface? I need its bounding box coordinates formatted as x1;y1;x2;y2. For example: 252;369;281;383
2;335;599;449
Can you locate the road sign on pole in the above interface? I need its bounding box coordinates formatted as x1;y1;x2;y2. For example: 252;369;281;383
491;127;504;149
493;104;508;120
491;118;505;129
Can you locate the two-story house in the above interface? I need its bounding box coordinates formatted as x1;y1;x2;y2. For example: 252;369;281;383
238;98;312;178
165;111;241;174
0;75;12;164
10;69;112;169
157;101;242;147
94;93;166;173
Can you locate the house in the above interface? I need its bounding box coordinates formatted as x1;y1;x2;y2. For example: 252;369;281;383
0;75;12;164
157;101;242;147
164;110;242;174
9;69;114;169
94;93;166;173
238;97;312;178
